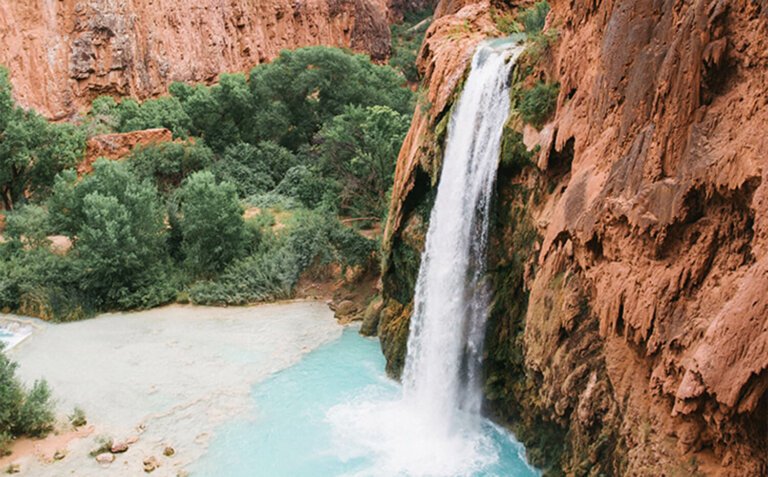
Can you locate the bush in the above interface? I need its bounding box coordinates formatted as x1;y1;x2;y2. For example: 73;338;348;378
284;210;376;274
128;140;214;193
246;46;415;149
188;246;298;305
518;81;559;128
500;127;534;172
272;165;334;209
212;141;299;198
68;407;87;428
188;210;376;305
87;95;192;138
0;345;55;448
518;1;550;34
16;380;54;437
179;171;249;277
0;247;92;321
4;205;51;250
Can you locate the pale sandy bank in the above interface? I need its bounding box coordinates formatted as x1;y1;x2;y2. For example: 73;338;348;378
3;301;341;476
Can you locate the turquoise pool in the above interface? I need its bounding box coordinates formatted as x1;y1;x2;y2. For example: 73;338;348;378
191;328;538;477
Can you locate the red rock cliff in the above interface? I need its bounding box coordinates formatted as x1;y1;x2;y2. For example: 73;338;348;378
381;0;768;474
0;0;407;119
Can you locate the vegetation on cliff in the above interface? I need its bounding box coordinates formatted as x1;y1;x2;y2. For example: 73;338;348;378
0;46;414;321
389;9;433;83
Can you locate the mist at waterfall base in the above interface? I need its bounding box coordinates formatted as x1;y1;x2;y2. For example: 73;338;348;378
194;40;538;476
193;329;536;477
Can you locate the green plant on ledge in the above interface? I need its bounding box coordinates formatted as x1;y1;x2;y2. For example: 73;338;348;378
518;81;559;129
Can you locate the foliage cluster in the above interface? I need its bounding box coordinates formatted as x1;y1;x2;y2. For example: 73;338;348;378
518;1;550;34
0;68;85;211
0;46;403;320
0;345;55;455
518;81;559;128
389;9;433;83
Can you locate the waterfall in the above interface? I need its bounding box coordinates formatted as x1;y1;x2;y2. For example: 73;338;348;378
326;40;536;477
402;40;524;429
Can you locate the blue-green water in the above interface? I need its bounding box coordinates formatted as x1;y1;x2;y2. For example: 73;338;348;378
192;328;538;477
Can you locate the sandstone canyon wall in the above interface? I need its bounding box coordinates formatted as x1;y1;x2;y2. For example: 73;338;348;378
379;0;768;475
0;0;424;119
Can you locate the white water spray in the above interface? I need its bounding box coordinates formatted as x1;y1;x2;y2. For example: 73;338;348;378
327;40;533;477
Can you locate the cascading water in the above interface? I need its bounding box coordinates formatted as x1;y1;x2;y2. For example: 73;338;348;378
324;39;538;477
402;39;524;430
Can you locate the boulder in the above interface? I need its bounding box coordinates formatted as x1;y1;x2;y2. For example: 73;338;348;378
95;452;115;464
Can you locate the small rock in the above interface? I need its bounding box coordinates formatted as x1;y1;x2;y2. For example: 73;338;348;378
334;300;358;319
111;441;130;453
163;446;175;457
95;453;115;465
53;449;66;461
126;435;140;445
143;456;159;473
176;471;189;477
5;463;20;474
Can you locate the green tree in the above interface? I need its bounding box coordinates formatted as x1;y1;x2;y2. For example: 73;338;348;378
48;159;173;309
316;105;409;217
180;171;248;276
172;74;254;151
247;46;414;149
0;85;85;209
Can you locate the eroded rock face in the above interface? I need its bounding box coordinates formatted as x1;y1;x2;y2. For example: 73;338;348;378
381;0;768;474
0;0;399;119
78;128;173;174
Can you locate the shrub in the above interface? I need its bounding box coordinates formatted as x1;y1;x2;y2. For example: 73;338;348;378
518;81;559;128
188;210;376;305
212;141;299;198
179;171;249;277
128;140;214;193
500;127;534;172
4;205;50;250
0;345;55;447
188;246;298;305
0;67;86;209
518;1;550;34
68;407;87;428
247;46;415;149
16;380;54;437
272;165;334;209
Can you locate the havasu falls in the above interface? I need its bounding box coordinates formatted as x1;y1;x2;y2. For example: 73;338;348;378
326;39;536;477
193;39;538;477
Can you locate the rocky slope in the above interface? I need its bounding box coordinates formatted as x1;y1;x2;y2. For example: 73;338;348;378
0;0;430;119
378;0;768;475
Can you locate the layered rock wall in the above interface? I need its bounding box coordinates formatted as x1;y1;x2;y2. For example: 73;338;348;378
380;0;768;474
0;0;400;119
